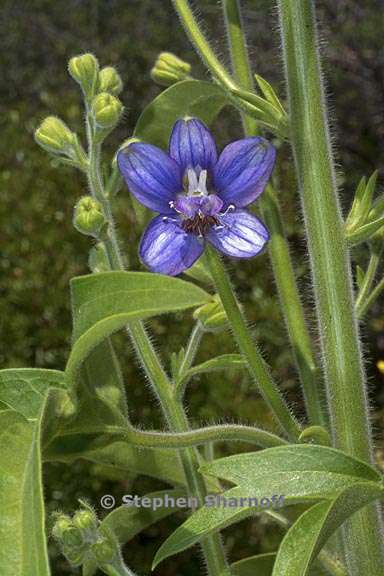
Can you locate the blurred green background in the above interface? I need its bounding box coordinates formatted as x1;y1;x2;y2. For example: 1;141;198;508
1;0;383;573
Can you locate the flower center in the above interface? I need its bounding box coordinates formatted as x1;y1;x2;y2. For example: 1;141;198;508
166;168;234;237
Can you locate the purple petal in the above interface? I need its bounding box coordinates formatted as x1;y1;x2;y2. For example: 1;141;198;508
169;118;217;175
173;194;201;218
206;209;269;258
199;194;223;216
139;215;204;276
118;142;182;214
213;137;276;208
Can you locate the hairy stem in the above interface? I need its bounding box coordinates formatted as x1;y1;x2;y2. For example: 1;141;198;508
205;246;301;440
222;0;325;427
277;1;384;572
123;421;286;450
177;322;204;380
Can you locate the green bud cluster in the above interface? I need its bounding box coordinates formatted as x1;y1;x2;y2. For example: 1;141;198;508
73;196;106;237
194;294;228;332
51;504;124;571
151;51;191;86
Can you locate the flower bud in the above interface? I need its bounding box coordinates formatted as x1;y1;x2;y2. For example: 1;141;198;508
68;53;99;100
98;66;123;96
91;537;116;564
62;527;84;548
73;196;106;237
52;515;73;541
62;545;86;567
151;52;191;86
34;116;76;155
91;92;123;129
73;508;98;533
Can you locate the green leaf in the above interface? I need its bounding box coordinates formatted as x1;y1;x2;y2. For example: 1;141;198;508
202;445;380;486
71;271;211;340
230;553;276;576
178;354;246;386
0;368;66;419
67;272;210;388
83;488;186;576
134;80;227;148
272;482;384;576
254;74;286;116
230;554;324;576
152;445;380;567
347;215;384;246
0;408;50;575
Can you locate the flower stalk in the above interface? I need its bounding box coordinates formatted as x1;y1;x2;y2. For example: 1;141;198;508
277;1;384;572
205;245;301;440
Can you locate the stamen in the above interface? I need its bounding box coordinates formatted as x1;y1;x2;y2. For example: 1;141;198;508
197;170;208;195
186;168;209;196
221;204;235;216
187;168;199;194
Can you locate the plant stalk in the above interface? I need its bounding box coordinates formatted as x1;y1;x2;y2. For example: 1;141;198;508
277;1;384;572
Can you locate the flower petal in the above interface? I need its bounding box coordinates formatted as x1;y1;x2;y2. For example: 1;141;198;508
206;209;269;258
139;215;204;276
169;117;217;174
213;137;276;208
118;142;182;213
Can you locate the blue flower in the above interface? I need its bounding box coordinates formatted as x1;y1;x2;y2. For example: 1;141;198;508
118;117;276;276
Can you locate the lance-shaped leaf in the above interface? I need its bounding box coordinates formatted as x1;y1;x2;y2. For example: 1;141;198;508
230;553;325;576
272;482;384;575
0;408;50;575
134;80;227;149
176;354;246;394
83;488;186;576
152;445;380;567
67;271;211;386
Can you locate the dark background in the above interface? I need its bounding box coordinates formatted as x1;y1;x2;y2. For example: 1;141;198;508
0;1;383;573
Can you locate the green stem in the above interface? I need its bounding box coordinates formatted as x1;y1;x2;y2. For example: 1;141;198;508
123;421;286;450
86;124;229;576
222;0;325;427
355;247;383;317
357;274;384;318
222;0;257;135
205;246;301;440
172;0;236;90
277;1;384;573
178;322;203;379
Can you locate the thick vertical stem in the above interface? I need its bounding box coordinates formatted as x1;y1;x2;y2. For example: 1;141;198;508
278;1;384;573
222;0;325;426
